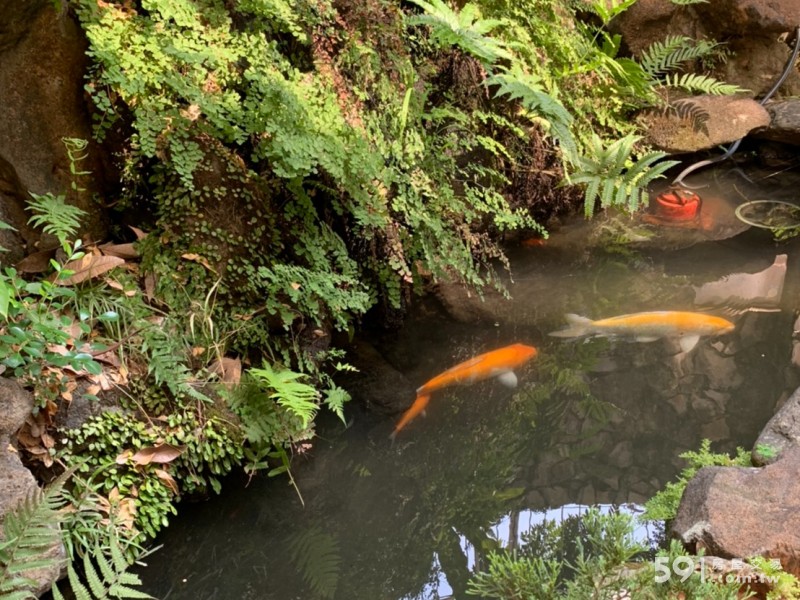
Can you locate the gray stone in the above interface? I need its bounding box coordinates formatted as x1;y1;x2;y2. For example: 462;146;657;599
667;394;688;416
752;385;800;466
757;100;800;146
690;396;719;422
609;441;634;469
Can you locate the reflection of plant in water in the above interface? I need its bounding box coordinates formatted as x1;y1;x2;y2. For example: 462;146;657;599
467;508;747;599
287;525;341;600
513;339;617;437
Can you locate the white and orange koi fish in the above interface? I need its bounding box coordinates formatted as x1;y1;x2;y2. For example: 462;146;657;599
549;311;735;352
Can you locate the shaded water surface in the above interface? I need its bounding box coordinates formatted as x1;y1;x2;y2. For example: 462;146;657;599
141;165;800;599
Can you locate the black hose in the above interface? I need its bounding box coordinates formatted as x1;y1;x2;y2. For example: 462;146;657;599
670;26;800;188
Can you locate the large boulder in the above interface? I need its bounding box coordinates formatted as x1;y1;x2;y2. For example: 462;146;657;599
0;1;110;249
641;95;770;153
671;445;800;575
755;99;800;146
610;0;800;98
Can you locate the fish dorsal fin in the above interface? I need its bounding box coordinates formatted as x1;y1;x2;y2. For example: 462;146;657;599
496;371;518;388
679;334;700;353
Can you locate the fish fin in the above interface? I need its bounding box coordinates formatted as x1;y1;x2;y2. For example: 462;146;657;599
496;371;518;388
679;335;700;353
549;314;594;338
390;394;430;439
635;336;660;343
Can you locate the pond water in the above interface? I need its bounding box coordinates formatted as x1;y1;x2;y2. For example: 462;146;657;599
140;163;800;600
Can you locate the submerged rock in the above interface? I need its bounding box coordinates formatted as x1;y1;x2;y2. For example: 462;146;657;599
757;99;800;146
671;445;800;575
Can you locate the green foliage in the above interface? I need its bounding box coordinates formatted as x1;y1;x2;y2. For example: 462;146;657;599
406;0;512;65
27;193;86;246
0;258;101;411
640;35;722;77
754;443;780;461
61;408;243;540
662;72;747;95
468;510;749;599
248;362;321;430
642;439;751;522
569;134;679;217
0;473;151;600
486;68;577;163
748;556;800;600
0;475;66;600
589;0;639;25
52;541;153;600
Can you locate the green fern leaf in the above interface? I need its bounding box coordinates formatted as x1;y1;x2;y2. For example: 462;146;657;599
84;551;105;598
640;36;720;77
249;363;320;429
27;193;86;245
663;73;746;95
323;385;349;423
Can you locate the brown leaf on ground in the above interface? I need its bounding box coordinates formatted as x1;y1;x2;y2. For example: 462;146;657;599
16;248;57;273
100;242;139;259
129;225;148;240
209;357;242;385
181;253;217;273
55;255;125;285
128;443;186;466
144;273;156;300
105;278;137;296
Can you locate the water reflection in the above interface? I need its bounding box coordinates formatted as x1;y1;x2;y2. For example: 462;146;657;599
140;166;800;600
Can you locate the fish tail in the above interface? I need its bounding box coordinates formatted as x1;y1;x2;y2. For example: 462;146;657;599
390;394;430;439
548;314;594;338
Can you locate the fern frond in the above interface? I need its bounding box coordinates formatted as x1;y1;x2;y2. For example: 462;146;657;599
27;193;86;244
663;73;747;95
0;475;67;599
640;36;720;77
287;526;340;599
54;540;153;600
406;0;512;65
249;363;320;429
323;385;349;424
571;134;679;217
486;70;577;162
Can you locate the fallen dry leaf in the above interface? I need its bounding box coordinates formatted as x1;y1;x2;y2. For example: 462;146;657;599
115;450;133;465
155;468;179;495
144;273;156;300
129;225;148;240
100;242;139;259
105;278;137;296
56;254;125;286
129;443;186;466
181;253;217;273
16;248;58;273
209;357;242;385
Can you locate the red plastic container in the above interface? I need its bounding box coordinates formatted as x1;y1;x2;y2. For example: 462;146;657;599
655;189;701;221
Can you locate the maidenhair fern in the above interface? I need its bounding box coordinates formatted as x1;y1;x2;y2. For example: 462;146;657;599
570;134;679;217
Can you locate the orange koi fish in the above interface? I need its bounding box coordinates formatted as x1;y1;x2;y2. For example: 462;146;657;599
391;343;538;438
549;311;735;352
